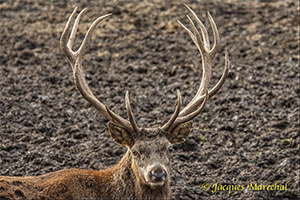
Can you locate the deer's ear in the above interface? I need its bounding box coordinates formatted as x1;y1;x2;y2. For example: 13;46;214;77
167;121;193;144
108;122;134;147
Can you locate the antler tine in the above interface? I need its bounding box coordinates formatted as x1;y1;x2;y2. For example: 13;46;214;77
177;20;199;51
67;8;88;54
61;8;138;134
162;89;209;132
105;105;133;132
207;11;220;58
125;91;139;132
161;90;182;132
77;13;112;56
60;7;78;64
161;5;229;133
174;90;209;127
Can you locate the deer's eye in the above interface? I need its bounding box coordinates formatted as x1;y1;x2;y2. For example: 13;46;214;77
131;149;139;157
168;146;173;152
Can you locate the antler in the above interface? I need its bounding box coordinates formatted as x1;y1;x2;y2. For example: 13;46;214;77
161;4;230;133
60;7;139;133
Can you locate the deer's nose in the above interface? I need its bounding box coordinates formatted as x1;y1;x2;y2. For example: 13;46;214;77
150;166;167;182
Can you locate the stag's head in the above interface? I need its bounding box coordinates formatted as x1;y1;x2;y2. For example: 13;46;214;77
60;4;229;188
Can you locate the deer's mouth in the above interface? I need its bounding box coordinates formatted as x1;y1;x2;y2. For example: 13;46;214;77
144;173;167;188
147;180;166;188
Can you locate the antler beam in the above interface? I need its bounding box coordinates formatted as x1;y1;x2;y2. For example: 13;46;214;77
60;7;139;133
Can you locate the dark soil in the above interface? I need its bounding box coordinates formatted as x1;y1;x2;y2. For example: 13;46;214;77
0;0;299;199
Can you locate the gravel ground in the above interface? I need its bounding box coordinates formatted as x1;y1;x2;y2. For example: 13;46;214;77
0;0;299;199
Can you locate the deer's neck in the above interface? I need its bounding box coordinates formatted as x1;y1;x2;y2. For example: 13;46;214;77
102;150;171;200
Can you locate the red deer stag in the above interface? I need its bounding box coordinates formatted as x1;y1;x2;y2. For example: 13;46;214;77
0;4;229;200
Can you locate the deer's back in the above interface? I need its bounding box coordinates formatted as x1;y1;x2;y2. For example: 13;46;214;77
0;168;114;200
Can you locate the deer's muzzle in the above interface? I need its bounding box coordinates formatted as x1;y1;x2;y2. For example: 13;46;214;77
150;166;167;182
